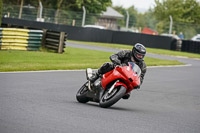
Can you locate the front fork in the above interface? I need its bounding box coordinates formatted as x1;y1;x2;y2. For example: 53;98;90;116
108;80;119;94
88;80;92;91
87;78;104;102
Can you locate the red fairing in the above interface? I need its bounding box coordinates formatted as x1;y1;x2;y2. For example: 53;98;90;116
101;64;140;93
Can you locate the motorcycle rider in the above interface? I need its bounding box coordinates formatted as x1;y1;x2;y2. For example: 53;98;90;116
88;43;147;99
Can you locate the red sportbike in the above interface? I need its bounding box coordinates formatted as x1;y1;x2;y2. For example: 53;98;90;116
76;62;141;108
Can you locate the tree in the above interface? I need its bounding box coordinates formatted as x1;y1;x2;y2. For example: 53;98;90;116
135;13;146;29
3;0;112;25
143;9;157;30
113;6;137;28
3;0;112;13
113;6;127;27
153;0;200;38
154;0;200;23
79;0;112;13
39;0;112;13
127;6;137;27
0;0;2;25
55;0;63;23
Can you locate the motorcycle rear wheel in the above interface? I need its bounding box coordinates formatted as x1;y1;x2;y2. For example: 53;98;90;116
99;85;126;108
76;81;90;103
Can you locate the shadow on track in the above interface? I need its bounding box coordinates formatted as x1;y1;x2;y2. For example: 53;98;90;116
74;101;149;113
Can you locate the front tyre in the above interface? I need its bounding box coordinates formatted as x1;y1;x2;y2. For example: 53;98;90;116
99;85;126;108
76;82;90;103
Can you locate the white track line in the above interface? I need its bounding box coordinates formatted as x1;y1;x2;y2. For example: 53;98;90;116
0;64;192;74
147;64;192;68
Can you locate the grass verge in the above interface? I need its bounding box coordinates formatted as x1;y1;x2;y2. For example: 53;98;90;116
68;40;200;59
0;47;183;72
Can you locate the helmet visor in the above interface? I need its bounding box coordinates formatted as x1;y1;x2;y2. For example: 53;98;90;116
136;53;144;59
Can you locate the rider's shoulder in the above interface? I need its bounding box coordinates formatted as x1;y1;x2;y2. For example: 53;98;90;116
119;49;131;52
141;60;147;67
138;60;146;66
118;50;131;55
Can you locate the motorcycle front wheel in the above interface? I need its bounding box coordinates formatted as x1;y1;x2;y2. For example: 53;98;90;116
76;81;90;103
99;85;126;108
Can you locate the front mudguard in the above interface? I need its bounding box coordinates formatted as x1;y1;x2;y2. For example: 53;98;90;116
114;82;127;89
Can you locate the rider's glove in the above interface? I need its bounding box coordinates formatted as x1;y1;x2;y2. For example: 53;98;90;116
114;60;121;65
121;63;128;66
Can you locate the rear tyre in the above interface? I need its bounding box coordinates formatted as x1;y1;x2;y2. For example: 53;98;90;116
76;82;90;103
99;85;126;108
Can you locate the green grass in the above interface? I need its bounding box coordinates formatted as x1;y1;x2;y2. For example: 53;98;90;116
68;40;200;59
0;47;183;72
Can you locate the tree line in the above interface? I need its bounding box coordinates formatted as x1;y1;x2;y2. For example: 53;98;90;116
114;0;200;39
2;0;200;38
3;0;112;13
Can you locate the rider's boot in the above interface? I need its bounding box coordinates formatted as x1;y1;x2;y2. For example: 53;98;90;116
122;92;131;99
89;72;99;83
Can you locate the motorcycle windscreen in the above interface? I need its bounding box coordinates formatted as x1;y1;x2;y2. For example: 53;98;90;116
129;62;141;77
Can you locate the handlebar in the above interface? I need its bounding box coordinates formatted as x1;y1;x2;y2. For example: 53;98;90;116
114;63;128;67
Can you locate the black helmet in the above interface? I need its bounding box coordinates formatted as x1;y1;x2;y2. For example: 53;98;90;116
132;43;146;61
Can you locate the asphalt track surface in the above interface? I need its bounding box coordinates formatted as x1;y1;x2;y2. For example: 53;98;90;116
0;42;200;133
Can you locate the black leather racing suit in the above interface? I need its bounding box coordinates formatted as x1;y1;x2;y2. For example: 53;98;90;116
98;50;147;85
